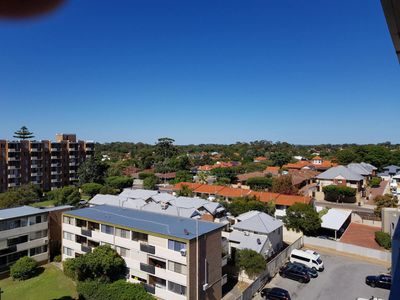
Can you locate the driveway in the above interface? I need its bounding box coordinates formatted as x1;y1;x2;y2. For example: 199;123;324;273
340;223;384;250
253;249;390;300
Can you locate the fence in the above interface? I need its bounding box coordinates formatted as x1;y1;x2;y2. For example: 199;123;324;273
303;236;391;262
235;236;304;300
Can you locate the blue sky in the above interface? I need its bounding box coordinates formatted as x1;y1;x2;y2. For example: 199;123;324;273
0;0;399;145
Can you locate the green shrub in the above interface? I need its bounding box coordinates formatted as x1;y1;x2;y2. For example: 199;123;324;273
375;231;392;249
77;279;154;300
235;249;266;279
53;255;62;263
246;176;273;190
10;256;38;280
99;185;119;195
138;172;154;180
369;177;381;188
322;185;356;203
81;183;104;197
105;176;133;190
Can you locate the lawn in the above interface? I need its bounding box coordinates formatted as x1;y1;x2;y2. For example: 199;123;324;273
30;199;57;207
0;264;78;300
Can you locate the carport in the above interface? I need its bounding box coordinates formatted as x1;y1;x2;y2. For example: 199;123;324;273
320;209;352;240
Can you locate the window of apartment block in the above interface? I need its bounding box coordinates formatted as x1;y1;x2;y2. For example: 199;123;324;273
131;231;147;242
115;246;129;257
30;245;47;257
101;224;114;235
115;228;130;239
63;231;74;241
30;230;47;241
7;235;28;247
168;281;187;296
63;216;74;225
63;247;73;256
168;261;187;275
168;240;186;252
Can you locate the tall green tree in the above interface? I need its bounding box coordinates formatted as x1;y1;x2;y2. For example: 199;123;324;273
271;175;298;195
225;196;275;217
13;126;34;140
78;157;108;185
143;174;159;190
246;176;273;191
270;152;291;167
374;194;398;217
0;184;42;208
235;249;266;279
45;186;81;206
176;185;194;197
283;203;321;235
155;137;177;159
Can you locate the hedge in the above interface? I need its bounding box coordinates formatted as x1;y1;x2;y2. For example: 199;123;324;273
375;231;391;249
322;185;356;203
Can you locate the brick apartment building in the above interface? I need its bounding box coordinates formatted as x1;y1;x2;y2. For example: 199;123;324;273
0;134;94;192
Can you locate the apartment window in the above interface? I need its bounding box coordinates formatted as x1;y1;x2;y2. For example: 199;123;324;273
63;216;74;225
115;246;129;257
63;231;74;241
132;231;147;242
168;261;187;275
30;245;47;256
115;228;130;239
7;235;28;247
168;240;186;252
168;281;187;296
63;247;73;256
30;230;47;241
101;224;114;235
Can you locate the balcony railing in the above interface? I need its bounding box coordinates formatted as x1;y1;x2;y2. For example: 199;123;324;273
140;263;155;274
81;244;92;253
143;283;155;294
81;229;92;237
140;243;155;254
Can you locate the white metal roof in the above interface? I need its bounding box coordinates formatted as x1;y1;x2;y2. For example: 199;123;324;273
321;208;351;231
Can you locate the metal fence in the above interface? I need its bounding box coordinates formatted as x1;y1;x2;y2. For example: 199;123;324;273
235;236;304;300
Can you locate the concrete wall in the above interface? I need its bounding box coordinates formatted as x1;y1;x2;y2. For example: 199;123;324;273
381;208;400;237
303;236;391;262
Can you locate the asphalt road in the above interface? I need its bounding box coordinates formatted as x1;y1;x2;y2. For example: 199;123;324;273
253;249;391;300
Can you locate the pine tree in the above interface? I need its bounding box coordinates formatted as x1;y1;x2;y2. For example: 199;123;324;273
13;126;34;140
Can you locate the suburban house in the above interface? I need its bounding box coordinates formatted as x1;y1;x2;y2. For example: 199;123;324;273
61;205;226;300
236;171;266;185
314;165;369;201
225;211;283;258
0;205;72;276
264;166;280;176
378;165;400;196
253;156;267;163
347;162;377;179
283;156;337;172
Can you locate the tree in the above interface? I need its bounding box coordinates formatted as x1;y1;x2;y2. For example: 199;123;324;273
10;256;38;280
283;203;321;235
271;175;298;195
0;184;42;208
246;176;273;191
77;279;155;300
176;185;194;197
143;174;159;190
64;245;126;282
78;157;108;185
369;177;381;188
45;186;81;206
270;152;291;167
105;176;133;190
99;185;119;195
155;137;177;159
336;148;359;164
322;185;356;203
13;126;34;140
173;170;193;183
374;194;398;217
226;196;275;217
81;183;104;197
235;249;266;279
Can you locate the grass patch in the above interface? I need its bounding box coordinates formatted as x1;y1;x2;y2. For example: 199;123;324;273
30;199;57;208
0;264;77;300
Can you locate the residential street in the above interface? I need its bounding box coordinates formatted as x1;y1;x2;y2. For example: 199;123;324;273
253;249;391;300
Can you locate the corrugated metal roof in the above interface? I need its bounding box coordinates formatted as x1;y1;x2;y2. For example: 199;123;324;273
65;205;224;240
316;165;364;181
229;230;268;253
321;208;351;231
233;211;283;234
0;206;45;220
119;189;159;200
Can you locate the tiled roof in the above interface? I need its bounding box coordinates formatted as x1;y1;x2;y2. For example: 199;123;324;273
275;194;311;206
218;187;252;198
173;182;202;191
236;172;265;182
194;184;225;194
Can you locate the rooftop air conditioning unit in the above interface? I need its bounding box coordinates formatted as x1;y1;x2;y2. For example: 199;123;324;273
161;202;169;210
180;249;187;257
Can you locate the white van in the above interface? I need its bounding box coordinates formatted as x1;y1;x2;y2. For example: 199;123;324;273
290;249;324;271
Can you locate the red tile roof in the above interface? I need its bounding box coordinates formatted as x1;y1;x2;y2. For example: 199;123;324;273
264;166;280;175
275;194;311;206
173;182;202;191
250;191;280;202
236;172;265;182
218;187;252;198
193;184;225;194
254;156;267;161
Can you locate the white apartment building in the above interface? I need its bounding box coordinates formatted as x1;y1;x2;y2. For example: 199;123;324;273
62;205;226;300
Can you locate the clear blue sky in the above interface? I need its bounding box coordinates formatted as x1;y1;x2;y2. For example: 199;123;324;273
0;0;399;145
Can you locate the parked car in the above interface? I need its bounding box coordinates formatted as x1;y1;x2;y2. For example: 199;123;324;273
289;249;324;271
260;287;291;300
365;274;392;289
287;262;318;278
279;264;310;283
